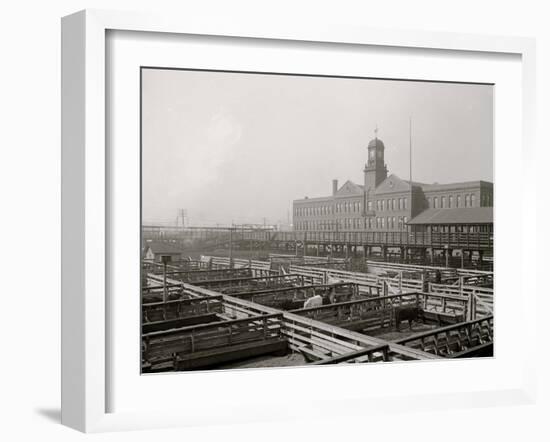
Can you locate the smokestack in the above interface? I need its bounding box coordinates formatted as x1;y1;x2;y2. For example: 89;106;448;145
332;179;338;196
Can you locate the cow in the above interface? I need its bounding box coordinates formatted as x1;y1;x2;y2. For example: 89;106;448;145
303;294;323;309
394;305;424;331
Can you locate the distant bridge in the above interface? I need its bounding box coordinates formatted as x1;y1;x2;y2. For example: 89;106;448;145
142;225;493;252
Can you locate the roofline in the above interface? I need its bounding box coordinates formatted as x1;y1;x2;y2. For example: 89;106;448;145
407;221;493;225
294;177;493;203
420;180;494;191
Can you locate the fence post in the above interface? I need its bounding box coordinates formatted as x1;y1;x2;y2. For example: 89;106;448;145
473;290;477;319
467;292;474;321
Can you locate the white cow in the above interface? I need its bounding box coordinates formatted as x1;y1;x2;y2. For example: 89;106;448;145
303;294;323;309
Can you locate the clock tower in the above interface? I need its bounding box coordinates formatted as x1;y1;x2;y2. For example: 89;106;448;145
364;127;388;192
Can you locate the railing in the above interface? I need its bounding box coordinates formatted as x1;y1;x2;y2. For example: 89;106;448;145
228;283;358;310
428;283;493;317
142;313;284;370
366;261;493;286
269;253;347;264
142;295;224;323
290;292;468;327
192;273;305;291
200;255;275;275
393;315;493;357
144;228;493;249
156;267;253;283
310;344;391;364
289;265;423;295
289;265;492;318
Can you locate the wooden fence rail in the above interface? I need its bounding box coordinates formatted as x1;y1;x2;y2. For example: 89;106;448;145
142;295;224;323
393;315;493;357
142;313;285;371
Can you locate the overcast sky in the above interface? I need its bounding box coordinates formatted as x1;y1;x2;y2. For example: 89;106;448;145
142;68;493;226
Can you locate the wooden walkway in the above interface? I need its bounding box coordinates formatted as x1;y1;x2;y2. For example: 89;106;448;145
143;227;493;250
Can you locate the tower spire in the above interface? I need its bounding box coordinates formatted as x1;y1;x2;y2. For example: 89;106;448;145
374;124;379;139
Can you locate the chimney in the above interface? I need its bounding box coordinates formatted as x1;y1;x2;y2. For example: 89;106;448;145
332;179;338;196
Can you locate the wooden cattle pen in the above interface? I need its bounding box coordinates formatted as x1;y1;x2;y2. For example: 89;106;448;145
141;253;494;372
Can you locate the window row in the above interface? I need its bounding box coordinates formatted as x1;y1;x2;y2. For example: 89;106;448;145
375;197;407;212
295;218;363;230
294;216;409;231
371;216;408;230
294;201;362;217
295;196;411;218
427;193;491;209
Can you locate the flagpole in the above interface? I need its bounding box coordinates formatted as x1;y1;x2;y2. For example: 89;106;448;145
409;117;412;223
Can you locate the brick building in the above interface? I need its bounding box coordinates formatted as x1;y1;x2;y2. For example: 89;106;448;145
293;133;493;232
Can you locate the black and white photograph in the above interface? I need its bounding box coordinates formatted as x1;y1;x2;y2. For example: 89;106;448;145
140;68;494;373
3;0;548;439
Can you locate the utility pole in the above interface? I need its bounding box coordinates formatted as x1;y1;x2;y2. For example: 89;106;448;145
179;209;187;229
229;227;234;268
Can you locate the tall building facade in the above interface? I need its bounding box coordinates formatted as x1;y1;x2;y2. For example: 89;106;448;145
293;133;493;232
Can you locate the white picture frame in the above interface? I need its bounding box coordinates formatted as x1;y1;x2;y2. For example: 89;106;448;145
61;9;537;433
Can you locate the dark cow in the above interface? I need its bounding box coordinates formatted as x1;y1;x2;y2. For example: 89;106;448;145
322;288;337;305
394;305;424;331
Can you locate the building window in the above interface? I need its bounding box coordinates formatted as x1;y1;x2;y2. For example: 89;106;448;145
471;194;476;207
404;198;408;210
449;195;454;208
382;200;386;211
434;197;439;209
367;201;373;211
381;218;385;229
457;195;461;207
465;195;470;207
